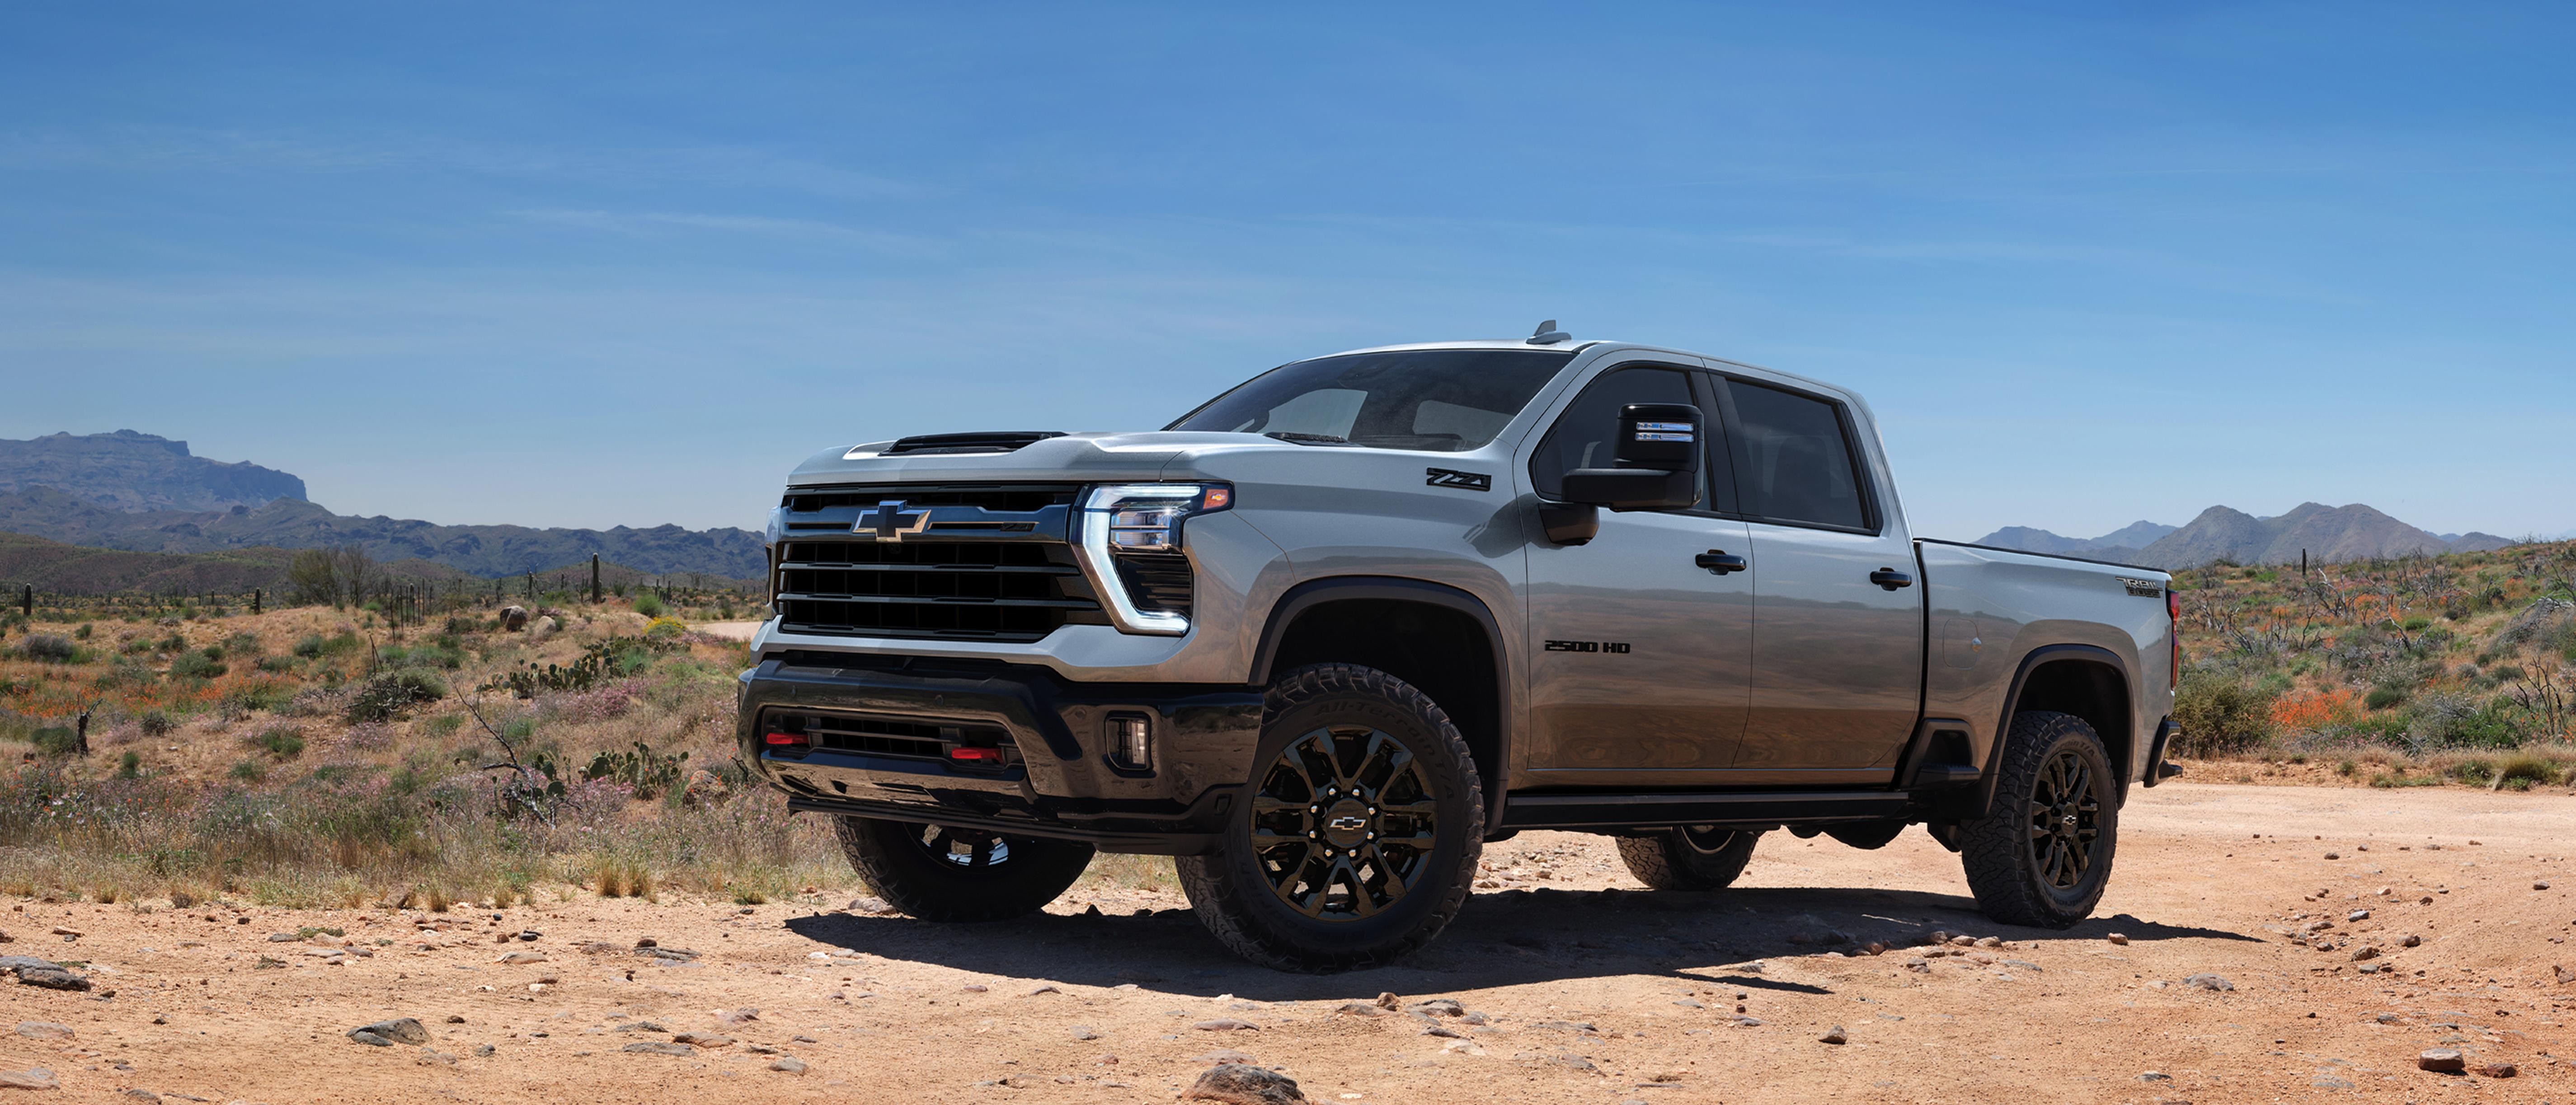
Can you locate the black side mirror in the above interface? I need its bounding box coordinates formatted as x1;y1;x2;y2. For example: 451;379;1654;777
1559;403;1702;511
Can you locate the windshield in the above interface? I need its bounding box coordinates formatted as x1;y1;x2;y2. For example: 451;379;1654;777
1167;349;1575;452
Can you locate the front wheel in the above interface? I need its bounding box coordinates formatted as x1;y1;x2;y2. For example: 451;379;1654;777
834;817;1094;922
1957;711;2119;927
1177;664;1484;972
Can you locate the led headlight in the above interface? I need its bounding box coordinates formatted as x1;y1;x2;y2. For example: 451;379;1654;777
1075;483;1232;635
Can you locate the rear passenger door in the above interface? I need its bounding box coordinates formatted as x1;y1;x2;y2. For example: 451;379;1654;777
1717;377;1924;778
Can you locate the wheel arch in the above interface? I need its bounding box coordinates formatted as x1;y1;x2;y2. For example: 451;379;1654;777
1250;576;1513;834
1974;644;2136;818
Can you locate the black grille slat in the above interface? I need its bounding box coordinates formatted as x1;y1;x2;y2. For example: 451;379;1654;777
1115;552;1194;617
774;483;1095;642
772;710;1011;761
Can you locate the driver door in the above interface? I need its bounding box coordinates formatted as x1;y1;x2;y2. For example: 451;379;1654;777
1521;364;1755;786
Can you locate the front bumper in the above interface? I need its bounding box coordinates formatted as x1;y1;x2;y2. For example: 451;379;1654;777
739;655;1263;855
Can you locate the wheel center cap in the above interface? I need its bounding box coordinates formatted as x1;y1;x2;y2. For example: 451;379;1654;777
1321;800;1371;847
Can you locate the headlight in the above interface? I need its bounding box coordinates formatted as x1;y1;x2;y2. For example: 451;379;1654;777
1075;483;1232;636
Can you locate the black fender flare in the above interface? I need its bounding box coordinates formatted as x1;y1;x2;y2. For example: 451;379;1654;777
1973;643;2137;819
1248;576;1515;834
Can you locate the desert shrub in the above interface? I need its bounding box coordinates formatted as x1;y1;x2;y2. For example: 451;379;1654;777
583;742;690;801
254;726;306;759
30;726;80;755
138;710;175;738
228;759;265;782
2171;673;2277;755
293;634;327;659
442;615;481;637
71;623;92;640
646;617;686;642
256;655;297;673
169;651;227;680
423;714;465;738
14;634;86;664
222;632;262;656
2490;754;2562;791
2402;616;2433;632
346;671;447;723
632;593;668;619
2364;685;2409;711
116;751;140;779
2406;694;2525;750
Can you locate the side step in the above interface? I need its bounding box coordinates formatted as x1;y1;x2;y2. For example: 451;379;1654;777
1498;791;1911;832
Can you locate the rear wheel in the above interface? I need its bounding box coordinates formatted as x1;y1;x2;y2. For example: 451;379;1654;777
833;817;1094;922
1958;711;2118;927
1617;826;1763;890
1177;664;1483;972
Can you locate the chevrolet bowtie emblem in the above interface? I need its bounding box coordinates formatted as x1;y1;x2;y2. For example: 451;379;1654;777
854;500;931;541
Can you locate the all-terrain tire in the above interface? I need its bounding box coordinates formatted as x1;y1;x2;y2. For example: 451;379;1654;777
833;816;1094;922
1176;664;1484;973
1958;711;2119;928
1616;827;1765;890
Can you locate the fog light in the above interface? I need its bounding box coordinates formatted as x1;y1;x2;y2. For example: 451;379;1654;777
763;731;808;754
946;745;1006;765
1106;714;1150;770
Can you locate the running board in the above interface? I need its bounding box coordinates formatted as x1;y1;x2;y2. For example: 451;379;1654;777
1497;791;1911;831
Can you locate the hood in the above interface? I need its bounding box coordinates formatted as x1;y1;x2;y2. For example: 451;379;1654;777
785;430;1302;487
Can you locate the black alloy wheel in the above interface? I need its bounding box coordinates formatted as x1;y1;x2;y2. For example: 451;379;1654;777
912;824;1018;871
1248;724;1442;921
832;815;1094;922
2028;747;2102;890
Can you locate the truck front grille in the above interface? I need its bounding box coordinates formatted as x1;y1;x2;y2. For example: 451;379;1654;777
771;484;1105;642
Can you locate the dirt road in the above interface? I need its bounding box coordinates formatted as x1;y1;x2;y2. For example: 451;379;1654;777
2;781;2567;1103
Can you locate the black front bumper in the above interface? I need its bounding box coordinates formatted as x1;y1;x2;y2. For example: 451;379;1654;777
739;654;1264;856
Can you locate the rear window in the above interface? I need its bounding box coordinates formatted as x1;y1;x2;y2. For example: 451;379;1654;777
1726;380;1870;530
1170;349;1574;452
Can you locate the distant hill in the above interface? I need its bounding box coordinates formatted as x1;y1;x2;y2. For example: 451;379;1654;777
0;531;740;596
1975;520;2174;559
0;430;306;512
0;486;766;579
0;429;764;579
1976;505;2519;569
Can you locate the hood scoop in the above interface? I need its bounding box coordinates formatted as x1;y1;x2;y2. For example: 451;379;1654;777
882;431;1067;456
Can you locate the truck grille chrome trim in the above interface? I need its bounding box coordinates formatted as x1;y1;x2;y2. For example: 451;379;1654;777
770;484;1102;641
1074;485;1196;636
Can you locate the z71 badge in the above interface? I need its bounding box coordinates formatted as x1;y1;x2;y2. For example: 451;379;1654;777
1424;468;1491;492
2116;577;2163;598
1545;640;1631;654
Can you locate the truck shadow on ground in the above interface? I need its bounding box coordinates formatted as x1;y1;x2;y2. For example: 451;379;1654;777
780;883;2257;1003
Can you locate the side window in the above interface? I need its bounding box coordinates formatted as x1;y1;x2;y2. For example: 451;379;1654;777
1530;367;1702;506
1725;379;1869;530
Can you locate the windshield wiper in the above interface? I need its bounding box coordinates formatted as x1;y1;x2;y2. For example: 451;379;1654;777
1264;431;1350;445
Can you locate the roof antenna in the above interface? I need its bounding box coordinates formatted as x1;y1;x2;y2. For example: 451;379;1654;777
1526;319;1572;345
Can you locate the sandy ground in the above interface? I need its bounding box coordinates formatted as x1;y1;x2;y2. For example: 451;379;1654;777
2;781;2570;1104
695;622;762;642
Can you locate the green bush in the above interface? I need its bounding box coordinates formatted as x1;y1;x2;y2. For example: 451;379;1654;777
169;651;227;680
256;655;297;673
293;634;327;659
254;726;306;759
14;634;87;664
72;624;92;641
138;710;175;738
632;593;668;619
2491;755;2560;791
116;751;140;779
228;759;266;782
222;632;262;656
30;726;80;755
2402;616;2433;632
347;670;447;723
2408;696;2527;750
2170;673;2276;756
2364;685;2408;711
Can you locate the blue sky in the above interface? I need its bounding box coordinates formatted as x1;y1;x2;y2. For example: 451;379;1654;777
3;2;2570;539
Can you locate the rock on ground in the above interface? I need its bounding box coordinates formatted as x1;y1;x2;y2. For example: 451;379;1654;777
1182;1063;1305;1104
2418;1049;2465;1073
347;1018;430;1046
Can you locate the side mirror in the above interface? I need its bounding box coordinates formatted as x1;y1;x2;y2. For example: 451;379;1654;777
1559;403;1701;511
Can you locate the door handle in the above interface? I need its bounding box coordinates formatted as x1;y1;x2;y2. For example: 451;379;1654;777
1695;550;1748;575
1869;567;1913;590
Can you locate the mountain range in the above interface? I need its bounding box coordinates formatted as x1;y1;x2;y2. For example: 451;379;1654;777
0;431;763;579
1975;504;2518;570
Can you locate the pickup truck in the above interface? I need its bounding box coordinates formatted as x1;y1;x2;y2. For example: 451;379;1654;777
739;324;2182;971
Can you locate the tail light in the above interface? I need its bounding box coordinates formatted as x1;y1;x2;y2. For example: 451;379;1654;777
2167;585;2181;688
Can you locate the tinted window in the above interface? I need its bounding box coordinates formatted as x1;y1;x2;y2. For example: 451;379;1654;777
1726;380;1867;529
1530;367;1702;506
1169;349;1573;452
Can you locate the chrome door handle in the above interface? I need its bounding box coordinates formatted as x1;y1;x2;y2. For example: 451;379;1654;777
1869;567;1913;590
1695;550;1748;575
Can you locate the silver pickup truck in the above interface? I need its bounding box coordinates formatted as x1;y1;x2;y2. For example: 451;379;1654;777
739;324;2181;971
